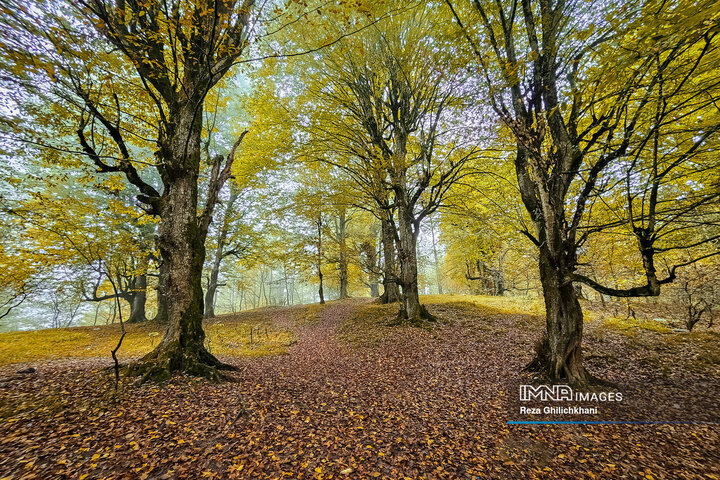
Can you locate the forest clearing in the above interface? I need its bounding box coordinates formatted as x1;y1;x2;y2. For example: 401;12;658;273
2;296;719;479
1;0;719;477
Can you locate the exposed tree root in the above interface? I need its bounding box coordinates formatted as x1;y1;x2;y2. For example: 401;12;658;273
392;304;437;326
523;334;594;387
376;292;399;305
124;341;238;384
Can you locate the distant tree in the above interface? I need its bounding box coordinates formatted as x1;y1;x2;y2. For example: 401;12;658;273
301;6;479;322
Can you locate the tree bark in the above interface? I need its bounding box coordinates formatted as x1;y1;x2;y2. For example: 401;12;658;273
396;197;425;324
317;216;325;304
337;210;349;299
130;107;231;382
318;267;325;304
430;220;443;295
526;246;588;385
153;260;169;324
126;273;147;324
204;269;220;318
379;215;400;303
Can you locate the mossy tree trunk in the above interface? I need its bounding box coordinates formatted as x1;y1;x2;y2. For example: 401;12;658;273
130;106;233;381
395;184;434;325
71;0;255;381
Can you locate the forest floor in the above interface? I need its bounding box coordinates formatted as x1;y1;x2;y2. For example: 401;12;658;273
1;295;719;479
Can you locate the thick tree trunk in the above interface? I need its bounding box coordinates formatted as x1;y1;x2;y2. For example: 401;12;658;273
527;247;588;385
129;109;230;382
379;215;400;303
127;273;147;324
395;200;433;324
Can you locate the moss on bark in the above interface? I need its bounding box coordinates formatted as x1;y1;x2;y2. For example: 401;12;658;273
126;340;237;384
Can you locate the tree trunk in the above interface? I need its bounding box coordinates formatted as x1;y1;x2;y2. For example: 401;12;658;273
338;211;350;299
338;255;349;298
204;271;219;318
395;198;432;324
318;267;325;304
339;246;349;299
379;215;400;303
153;260;169;324
316;215;325;304
204;188;238;318
127;273;148;324
527;246;588;385
430;219;443;295
130;109;230;382
370;283;379;297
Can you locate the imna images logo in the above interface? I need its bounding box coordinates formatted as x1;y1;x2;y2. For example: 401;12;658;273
519;385;623;402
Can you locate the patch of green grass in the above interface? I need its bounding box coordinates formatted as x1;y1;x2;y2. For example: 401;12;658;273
0;314;295;367
204;321;295;358
339;298;508;347
421;294;544;316
601;316;673;335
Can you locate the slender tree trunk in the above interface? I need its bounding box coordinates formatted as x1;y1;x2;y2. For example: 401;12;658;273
154;260;169;324
318;267;325;304
316;216;325;304
204;188;238;318
379;215;400;303
430;220;443;295
336;210;350;299
204;270;220;318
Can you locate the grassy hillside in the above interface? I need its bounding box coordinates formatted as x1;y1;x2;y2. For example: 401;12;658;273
0;309;297;367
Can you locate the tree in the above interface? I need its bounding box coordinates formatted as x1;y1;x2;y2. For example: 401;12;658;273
204;183;253;318
2;181;155;328
329;205;352;299
446;0;720;383
300;6;479;322
1;0;255;379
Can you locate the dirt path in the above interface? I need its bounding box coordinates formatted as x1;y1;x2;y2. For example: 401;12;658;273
1;299;719;479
